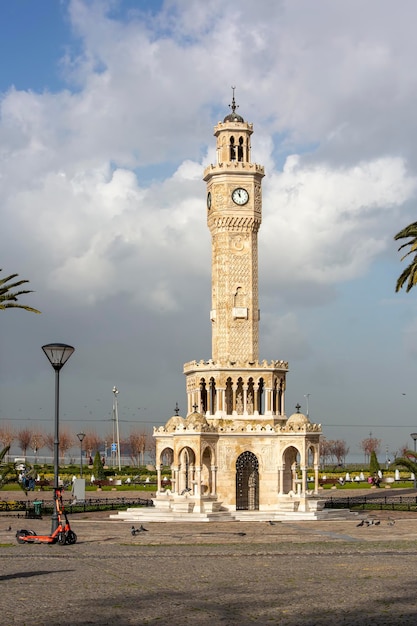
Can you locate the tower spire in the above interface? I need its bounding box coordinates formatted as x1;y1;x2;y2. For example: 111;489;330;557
229;85;239;115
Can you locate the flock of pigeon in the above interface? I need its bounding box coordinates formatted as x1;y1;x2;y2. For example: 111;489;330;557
356;517;395;527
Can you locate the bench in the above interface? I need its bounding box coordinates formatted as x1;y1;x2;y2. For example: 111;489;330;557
319;478;342;487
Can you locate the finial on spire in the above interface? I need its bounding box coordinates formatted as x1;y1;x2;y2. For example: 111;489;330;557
174;402;179;416
295;403;301;413
229;86;239;114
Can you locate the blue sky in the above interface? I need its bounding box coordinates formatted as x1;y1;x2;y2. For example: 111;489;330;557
1;0;416;463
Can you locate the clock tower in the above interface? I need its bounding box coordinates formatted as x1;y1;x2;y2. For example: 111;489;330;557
183;92;288;421
147;93;323;518
204;91;264;364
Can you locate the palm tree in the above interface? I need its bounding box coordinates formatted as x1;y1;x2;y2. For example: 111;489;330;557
0;269;41;313
0;446;16;489
394;222;417;293
391;450;417;486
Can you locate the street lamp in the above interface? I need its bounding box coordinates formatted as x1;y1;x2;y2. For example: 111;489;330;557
42;343;74;533
112;386;121;471
410;433;417;489
77;432;85;478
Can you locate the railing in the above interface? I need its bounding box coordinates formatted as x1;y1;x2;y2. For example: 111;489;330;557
325;495;417;512
0;497;154;516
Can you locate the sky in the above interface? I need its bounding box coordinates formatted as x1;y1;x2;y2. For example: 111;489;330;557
1;0;416;463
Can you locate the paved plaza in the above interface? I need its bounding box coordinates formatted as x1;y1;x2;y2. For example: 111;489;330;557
1;506;417;625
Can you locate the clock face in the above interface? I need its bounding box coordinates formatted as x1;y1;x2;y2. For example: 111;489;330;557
207;191;212;209
232;187;249;206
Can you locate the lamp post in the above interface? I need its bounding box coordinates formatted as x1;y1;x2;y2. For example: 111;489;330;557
410;433;417;489
77;432;85;478
42;343;74;533
112;386;121;471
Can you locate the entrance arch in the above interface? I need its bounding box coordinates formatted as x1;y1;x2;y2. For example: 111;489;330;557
236;451;259;510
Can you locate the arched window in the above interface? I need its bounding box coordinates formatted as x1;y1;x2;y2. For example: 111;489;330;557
230;136;236;161
238;136;244;162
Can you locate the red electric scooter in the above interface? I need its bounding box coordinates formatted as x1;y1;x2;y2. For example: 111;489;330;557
16;488;77;545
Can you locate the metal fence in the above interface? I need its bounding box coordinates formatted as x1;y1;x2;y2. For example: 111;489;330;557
325;495;417;511
0;496;154;517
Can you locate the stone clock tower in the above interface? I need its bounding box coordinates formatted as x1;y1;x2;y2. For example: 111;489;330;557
204;93;264;365
182;92;288;421
146;94;323;520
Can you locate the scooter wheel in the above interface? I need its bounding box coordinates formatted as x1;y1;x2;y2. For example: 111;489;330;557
16;529;33;544
66;530;77;545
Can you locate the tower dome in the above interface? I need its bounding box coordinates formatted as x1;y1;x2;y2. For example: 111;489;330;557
223;86;245;123
287;409;310;426
185;410;210;431
164;414;185;432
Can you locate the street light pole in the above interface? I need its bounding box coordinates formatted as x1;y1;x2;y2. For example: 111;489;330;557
77;432;85;478
113;386;121;471
410;433;417;489
42;343;74;533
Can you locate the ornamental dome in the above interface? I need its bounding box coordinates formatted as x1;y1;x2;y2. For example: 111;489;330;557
287;411;310;426
164;415;185;432
223;111;245;123
185;410;209;430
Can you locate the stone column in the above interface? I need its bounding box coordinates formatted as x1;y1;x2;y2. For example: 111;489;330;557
278;467;284;495
156;465;162;493
314;464;319;495
210;465;217;496
301;466;307;495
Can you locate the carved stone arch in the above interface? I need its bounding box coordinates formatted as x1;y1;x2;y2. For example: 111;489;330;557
200;377;207;413
225;377;233;414
209;376;217;414
281;445;301;494
238;136;244;162
177;446;196;493
230;135;236;161
247;377;255;414
236;451;259;510
159;446;174;467
236;377;244;415
201;442;215;495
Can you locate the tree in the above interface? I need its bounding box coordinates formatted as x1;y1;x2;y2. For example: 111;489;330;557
331;440;350;466
394;222;417;293
392;450;417;479
369;450;381;474
127;430;147;467
59;428;73;462
360;436;381;464
92;451;105;480
82;431;102;459
0;423;15;452
17;427;33;458
0;269;41;313
44;428;73;462
0;446;16;489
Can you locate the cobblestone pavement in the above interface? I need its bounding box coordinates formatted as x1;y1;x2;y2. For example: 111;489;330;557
1;507;417;626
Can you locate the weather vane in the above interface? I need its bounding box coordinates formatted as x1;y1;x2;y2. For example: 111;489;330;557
229;85;239;114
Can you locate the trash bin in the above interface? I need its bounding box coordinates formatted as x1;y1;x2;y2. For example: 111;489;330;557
33;500;42;517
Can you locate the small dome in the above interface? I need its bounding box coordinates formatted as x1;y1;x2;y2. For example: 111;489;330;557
185;410;209;430
164;415;185;432
287;412;310;426
223;112;245;123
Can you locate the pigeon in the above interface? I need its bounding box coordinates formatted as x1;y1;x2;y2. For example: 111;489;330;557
131;525;148;536
356;520;365;527
269;520;277;526
374;520;381;526
387;518;395;526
